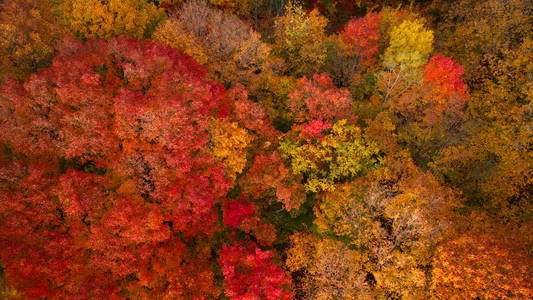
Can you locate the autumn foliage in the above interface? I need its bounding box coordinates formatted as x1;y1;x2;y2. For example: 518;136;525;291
0;37;232;298
153;0;272;95
0;0;63;78
432;232;533;299
339;12;381;69
60;0;165;40
219;242;292;299
0;0;531;299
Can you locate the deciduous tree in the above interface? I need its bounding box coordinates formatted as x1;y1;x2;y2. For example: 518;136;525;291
287;73;355;124
272;2;328;77
219;241;292;300
383;18;433;70
60;0;165;40
432;232;533;299
432;0;533;224
279;119;379;193
339;13;381;70
286;156;456;299
0;0;63;78
0;36;235;298
286;233;369;299
223;197;277;246
240;151;306;211
209;118;252;181
153;0;273;95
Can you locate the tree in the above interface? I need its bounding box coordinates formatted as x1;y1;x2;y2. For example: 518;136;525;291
0;36;233;298
0;0;63;78
383;18;433;70
376;15;434;109
287;73;355;124
219;241;292;300
153;0;273;95
286;233;369;299
253;73;296;130
131;238;221;299
225;83;280;142
0;155;123;298
339;13;381;70
323;12;381;88
373;14;431;105
287;158;455;298
308;0;366;30
223;196;277;246
431;0;533;224
432;232;533;299
209;118;252;181
240;151;306;211
389;54;469;165
272;2;328;77
60;0;165;40
279;119;379;193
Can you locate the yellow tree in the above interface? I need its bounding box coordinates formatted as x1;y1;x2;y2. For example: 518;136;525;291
317;160;453;297
279;119;379;193
377;17;434;105
286;155;456;298
383;19;433;70
0;0;64;78
60;0;165;40
272;1;328;77
209;118;252;181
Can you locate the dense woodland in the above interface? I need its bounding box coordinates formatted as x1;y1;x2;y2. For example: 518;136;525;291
0;0;531;299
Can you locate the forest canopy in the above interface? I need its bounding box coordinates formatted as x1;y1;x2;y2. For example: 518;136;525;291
0;0;531;299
